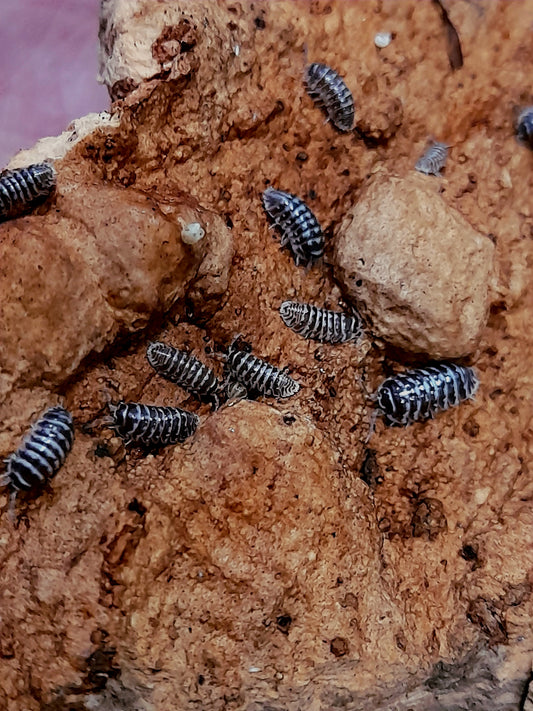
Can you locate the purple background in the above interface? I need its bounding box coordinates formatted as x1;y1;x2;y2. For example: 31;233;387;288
0;0;109;167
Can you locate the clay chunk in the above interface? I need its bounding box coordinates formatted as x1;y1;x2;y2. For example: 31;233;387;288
333;174;495;358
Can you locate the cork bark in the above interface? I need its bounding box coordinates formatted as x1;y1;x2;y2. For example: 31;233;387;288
0;2;532;710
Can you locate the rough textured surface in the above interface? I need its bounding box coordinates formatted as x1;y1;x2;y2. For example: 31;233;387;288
6;112;120;169
333;173;495;358
0;1;532;710
0;169;232;403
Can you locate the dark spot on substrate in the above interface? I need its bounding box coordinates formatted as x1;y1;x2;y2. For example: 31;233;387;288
330;636;349;657
460;543;479;562
360;449;383;488
276;615;292;634
127;498;147;517
94;442;111;458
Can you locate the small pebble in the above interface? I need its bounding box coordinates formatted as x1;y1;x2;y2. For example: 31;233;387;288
374;32;392;49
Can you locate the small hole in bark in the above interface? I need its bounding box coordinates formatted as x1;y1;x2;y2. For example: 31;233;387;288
276;615;292;634
94;442;111;458
460;543;478;561
462;418;479;437
330;637;349;657
128;498;147;517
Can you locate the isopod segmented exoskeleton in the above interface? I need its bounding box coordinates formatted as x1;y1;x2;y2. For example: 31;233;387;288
223;378;249;405
146;342;222;407
304;62;355;132
375;363;479;427
415;141;449;176
225;341;300;399
262;187;324;267
279;301;363;344
108;401;199;447
516;106;533;149
1;406;74;518
0;163;56;223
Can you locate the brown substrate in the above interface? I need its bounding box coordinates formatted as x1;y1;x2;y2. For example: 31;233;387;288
0;2;531;710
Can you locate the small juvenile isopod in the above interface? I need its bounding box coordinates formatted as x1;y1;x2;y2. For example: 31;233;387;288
374;363;479;427
108;401;199;447
304;62;355;132
1;406;74;518
279;301;363;344
516;106;533;149
146;342;222;407
225;341;300;399
0;163;56;223
415;141;449;176
262;187;324;267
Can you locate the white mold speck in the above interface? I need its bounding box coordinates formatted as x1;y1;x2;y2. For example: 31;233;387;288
374;32;392;48
181;221;205;244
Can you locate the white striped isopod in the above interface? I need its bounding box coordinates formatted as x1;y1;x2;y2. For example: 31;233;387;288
305;62;355;132
262;187;324;267
225;342;300;399
0;163;56;222
415;141;449;176
279;301;363;344
1;406;74;518
516;107;533;149
108;401;199;447
146;342;222;407
375;363;479;427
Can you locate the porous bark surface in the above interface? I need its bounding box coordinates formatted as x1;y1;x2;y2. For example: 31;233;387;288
0;2;532;711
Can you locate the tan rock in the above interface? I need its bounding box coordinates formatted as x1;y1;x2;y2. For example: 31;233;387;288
333;174;495;358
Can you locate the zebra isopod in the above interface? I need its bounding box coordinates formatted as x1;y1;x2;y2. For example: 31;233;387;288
0;163;56;223
516;107;533;149
304;62;355;132
1;406;74;517
279;301;363;344
415;141;449;176
225;342;300;399
146;342;222;406
262;187;324;267
108;401;199;447
375;363;479;427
